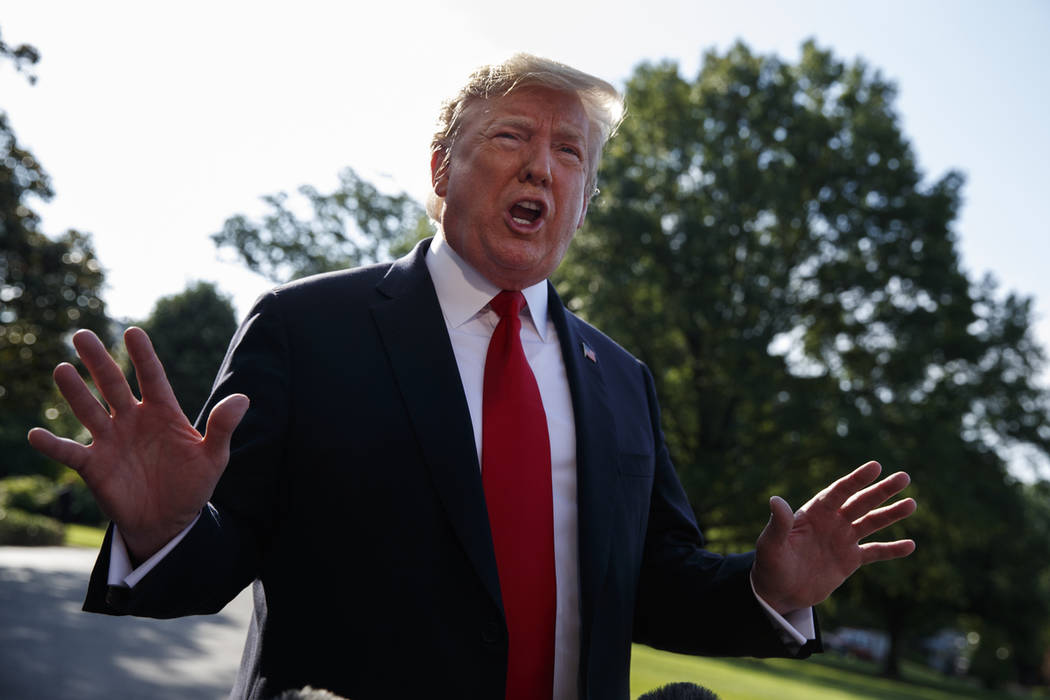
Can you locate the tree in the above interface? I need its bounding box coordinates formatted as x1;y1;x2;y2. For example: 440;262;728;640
0;26;40;85
212;166;430;284
965;480;1050;687
555;40;1050;679
131;281;238;423
204;40;1050;683
1;29;111;478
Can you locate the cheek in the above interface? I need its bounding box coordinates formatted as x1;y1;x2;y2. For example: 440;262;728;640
558;173;589;224
565;193;588;231
551;230;577;262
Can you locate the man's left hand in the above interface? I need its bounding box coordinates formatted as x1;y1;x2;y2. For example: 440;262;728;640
751;460;916;615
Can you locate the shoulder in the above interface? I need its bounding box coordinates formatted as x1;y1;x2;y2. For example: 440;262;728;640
252;239;433;316
232;263;398;342
270;262;394;304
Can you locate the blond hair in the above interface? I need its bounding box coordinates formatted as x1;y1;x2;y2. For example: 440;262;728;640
427;53;624;222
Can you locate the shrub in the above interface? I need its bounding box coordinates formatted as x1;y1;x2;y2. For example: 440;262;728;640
54;472;106;525
0;475;57;515
0;507;66;546
0;473;106;526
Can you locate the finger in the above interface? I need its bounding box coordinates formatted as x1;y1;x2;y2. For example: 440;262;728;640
124;327;179;406
27;428;91;472
73;329;137;413
853;498;917;540
764;495;795;545
202;394;250;465
819;461;882;510
859;539;916;565
53;362;111;435
840;471;912;521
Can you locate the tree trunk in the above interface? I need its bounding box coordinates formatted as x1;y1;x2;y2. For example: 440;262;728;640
881;608;903;679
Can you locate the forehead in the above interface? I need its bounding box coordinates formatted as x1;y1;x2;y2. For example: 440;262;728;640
463;85;591;141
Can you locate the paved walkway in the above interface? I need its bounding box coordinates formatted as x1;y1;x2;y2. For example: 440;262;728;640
0;546;252;700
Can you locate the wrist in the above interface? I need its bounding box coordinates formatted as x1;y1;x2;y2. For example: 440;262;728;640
750;564;797;615
120;516;197;566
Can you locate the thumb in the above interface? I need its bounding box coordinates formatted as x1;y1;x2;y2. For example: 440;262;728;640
763;495;795;544
203;393;250;462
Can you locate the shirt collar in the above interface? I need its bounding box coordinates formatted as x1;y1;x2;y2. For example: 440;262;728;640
425;232;550;341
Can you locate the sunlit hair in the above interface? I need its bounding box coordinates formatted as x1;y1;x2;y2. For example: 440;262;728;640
427;53;625;222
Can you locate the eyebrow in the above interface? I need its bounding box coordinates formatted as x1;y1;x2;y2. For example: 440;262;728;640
488;116;535;132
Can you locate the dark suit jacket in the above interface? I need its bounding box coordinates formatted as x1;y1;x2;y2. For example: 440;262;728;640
85;239;814;699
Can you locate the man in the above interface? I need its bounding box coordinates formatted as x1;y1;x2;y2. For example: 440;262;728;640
28;54;915;699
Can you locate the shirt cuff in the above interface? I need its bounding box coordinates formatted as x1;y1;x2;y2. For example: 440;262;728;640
106;514;201;589
749;572;816;650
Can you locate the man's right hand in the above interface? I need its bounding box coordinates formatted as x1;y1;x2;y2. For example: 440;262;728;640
27;327;249;563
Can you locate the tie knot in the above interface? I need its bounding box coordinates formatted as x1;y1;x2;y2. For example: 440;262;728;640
489;290;525;320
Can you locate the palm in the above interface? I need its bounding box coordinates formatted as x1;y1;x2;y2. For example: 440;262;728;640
79;392;216;536
27;328;248;560
752;462;916;614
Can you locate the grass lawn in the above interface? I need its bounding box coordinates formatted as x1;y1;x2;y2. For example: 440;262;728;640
63;523;106;549
630;645;1044;700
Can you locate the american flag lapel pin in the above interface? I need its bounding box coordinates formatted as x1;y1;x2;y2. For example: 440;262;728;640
582;342;597;363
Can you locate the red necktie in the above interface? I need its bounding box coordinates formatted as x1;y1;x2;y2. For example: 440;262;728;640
482;290;556;700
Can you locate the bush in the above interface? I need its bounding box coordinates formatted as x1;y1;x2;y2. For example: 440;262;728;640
0;475;57;515
0;473;106;526
54;472;105;525
0;507;66;546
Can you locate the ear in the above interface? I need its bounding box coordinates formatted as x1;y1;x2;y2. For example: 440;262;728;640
430;148;450;198
575;197;589;230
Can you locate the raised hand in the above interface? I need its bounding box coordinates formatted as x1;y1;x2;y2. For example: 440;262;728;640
751;461;916;615
27;327;249;562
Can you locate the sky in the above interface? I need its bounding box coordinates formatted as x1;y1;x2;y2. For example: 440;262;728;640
3;4;1049;394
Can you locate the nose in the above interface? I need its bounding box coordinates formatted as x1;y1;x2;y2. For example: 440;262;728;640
519;141;552;186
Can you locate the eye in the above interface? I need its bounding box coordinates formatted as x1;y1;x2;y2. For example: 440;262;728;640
559;145;583;160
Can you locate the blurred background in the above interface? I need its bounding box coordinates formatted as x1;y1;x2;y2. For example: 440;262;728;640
2;1;1049;698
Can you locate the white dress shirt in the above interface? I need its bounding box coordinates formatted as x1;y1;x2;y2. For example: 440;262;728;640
425;233;581;700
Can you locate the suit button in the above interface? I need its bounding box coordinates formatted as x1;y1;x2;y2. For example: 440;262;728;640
482;621;503;646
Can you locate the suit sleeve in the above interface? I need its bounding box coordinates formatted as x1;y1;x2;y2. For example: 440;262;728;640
84;291;293;618
631;363;819;658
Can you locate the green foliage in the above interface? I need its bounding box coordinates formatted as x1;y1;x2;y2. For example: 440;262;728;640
556;40;1050;682
130;281;238;422
54;470;105;525
0;26;40;85
212;167;430;284
0;474;55;513
203;39;1050;687
0;507;65;546
0;32;112;478
0;472;105;526
957;482;1050;686
63;522;107;549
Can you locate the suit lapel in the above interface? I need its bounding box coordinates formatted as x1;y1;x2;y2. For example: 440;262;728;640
371;241;502;609
547;285;620;659
370;256;621;634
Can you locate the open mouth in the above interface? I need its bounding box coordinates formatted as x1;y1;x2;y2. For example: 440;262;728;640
509;200;544;226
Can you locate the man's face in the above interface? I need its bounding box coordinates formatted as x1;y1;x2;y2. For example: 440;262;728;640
432;86;592;290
